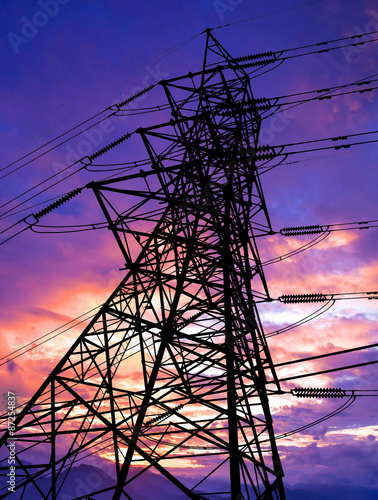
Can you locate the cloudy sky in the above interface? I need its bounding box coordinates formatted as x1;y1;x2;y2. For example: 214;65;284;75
0;0;377;497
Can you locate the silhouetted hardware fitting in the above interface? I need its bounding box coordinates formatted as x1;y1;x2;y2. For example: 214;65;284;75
291;387;347;398
280;225;324;236
33;187;83;221
279;293;327;304
88;132;132;161
235;57;277;69
117;83;156;108
233;51;276;62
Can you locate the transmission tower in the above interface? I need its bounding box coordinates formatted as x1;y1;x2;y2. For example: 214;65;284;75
0;31;286;499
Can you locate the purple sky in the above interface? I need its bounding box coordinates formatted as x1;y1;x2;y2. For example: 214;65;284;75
1;0;378;496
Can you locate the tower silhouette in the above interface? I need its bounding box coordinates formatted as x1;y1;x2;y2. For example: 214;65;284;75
0;31;285;500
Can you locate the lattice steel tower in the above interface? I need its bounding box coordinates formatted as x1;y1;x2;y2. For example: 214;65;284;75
0;31;285;499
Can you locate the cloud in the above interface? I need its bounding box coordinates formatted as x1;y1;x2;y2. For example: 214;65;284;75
279;440;378;488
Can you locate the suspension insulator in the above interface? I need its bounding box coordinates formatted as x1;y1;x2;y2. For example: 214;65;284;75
33;187;83;221
233;51;276;63
145;403;185;427
280;225;325;236
89;132;133;161
291;387;347;398
117;83;156;108
219;102;271;115
279;293;327;304
255;152;276;161
235;57;277;69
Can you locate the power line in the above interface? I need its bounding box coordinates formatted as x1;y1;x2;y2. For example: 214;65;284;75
232;30;378;62
0;305;101;368
257;139;378;174
289;387;378;398
2;3;335;181
0;126;376;244
277;291;378;303
274;359;378;384
260;219;378;267
0;159;85;217
0;110;114;180
275;342;378;368
265;300;335;338
3;33;202;168
0;41;375;229
5;27;374;184
25;217;378;239
212;1;325;30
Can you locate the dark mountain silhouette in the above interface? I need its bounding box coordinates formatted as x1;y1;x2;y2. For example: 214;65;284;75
4;463;378;499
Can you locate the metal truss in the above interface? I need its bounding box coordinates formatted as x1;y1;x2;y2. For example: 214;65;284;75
0;31;285;500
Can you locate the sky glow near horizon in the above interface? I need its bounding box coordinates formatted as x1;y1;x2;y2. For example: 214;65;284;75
0;0;378;493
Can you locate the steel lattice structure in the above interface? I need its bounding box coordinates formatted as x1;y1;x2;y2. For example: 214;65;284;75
0;31;286;499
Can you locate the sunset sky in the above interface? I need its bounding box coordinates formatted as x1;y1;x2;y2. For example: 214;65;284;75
0;0;377;497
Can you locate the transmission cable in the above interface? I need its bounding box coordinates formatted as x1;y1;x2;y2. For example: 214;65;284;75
3;32;202;171
211;1;325;30
265;300;335;338
231;30;378;64
0;110;114;180
1;81;377;241
0;305;101;368
272;359;378;384
275;341;378;369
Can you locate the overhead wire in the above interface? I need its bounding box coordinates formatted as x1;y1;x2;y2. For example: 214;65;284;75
260;218;378;268
262;231;331;267
2;32;202;171
0;190;89;221
211;0;325;30
0;110;114;180
1;16;376;484
0;33;376;228
113;76;378;119
274;358;378;384
274;395;356;440
0;158;87;218
3;26;376;183
0;305;102;368
232;29;378;62
265;300;335;338
11;1;328;166
257;138;378;174
275;341;378;368
1;125;375;244
26;215;378;239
